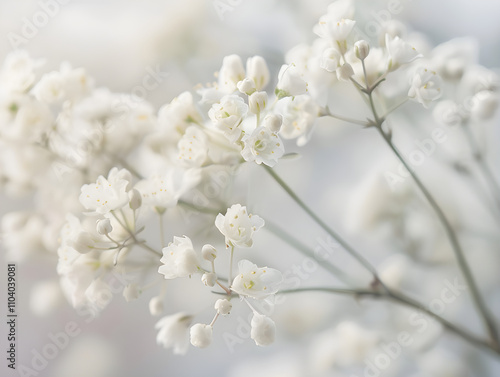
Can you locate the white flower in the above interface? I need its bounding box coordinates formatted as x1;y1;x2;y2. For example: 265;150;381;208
275;64;308;99
336;63;354;81
319;48;341;73
219;54;246;93
79;168;131;214
408;67;443;108
208;95;248;143
177;126;208;167
123;284;140;302
215;299;232;315
201;272;217;287
278;94;319;146
128;188;142;210
155;312;192;355
386;35;422;71
32;71;65;103
231;260;283;299
190;323;213;348
96;218;113;235
149;296;164;316
67;231;96;254
237;78;256;95
201;244;217;262
158;91;203;135
1;50;43;93
354;40;370;60
159;236;201;279
314;18;356;53
263;114;283;133
215;204;265;248
250;313;276;346
248;91;268;114
241;126;284;167
470;90;499;120
134;169;200;213
246;56;270;90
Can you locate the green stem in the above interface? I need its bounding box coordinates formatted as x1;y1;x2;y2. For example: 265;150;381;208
462;123;500;212
281;287;500;356
263;165;386;290
374;123;499;346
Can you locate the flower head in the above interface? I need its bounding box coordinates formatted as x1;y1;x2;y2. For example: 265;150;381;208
215;204;264;248
241;126;284;167
190;323;213;348
231;260;282;299
208;95;248;143
79;168;131;214
155;312;192;355
159;236;201;279
250;313;276;346
275;64;308;99
386;35;422;71
246;56;270;91
408;67;443;108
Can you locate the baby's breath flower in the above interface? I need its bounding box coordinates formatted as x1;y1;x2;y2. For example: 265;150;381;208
190;323;213;348
241;126;284;167
155;312;192;355
250;313;276;346
231;260;283;299
215;204;264;248
159;236;201;279
408;67;443;108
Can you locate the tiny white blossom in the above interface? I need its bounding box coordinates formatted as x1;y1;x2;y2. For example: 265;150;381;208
336;63;354;81
408;67;443;108
208;95;248;143
177;126;208;167
215;299;232;315
79;168;131;214
201;272;217;287
246;56;270;90
250;313;276;346
155;312;192;355
215;204;264;248
314;18;356;54
158;91;203;135
386;35;422;71
201;244;217;262
278;95;319;146
470;90;499;120
32;71;65;104
159;236;201;279
275;64;308;99
354;40;370;60
96;218;113;235
263;114;283;133
248;91;268;115
320;48;342;73
231;260;283;299
190;323;213;348
149;296;164;316
219;54;246;93
128;188;142;210
241;126;285;167
237;78;256;95
123;284;140;302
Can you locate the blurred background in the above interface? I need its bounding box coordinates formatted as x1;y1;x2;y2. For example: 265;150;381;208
1;0;500;376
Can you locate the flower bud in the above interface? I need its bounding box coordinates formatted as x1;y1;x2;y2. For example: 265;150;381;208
275;64;307;99
214;299;232;315
123;284;140;302
336;63;354;82
68;232;94;254
471;90;499;120
128;188;142;210
237;78;256;95
246;56;270;90
149;296;164;316
249;91;268;114
201;272;217;287
202;244;217;261
263;114;283;133
96;218;113;235
190;323;212;348
250;313;275;346
354;40;370;60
